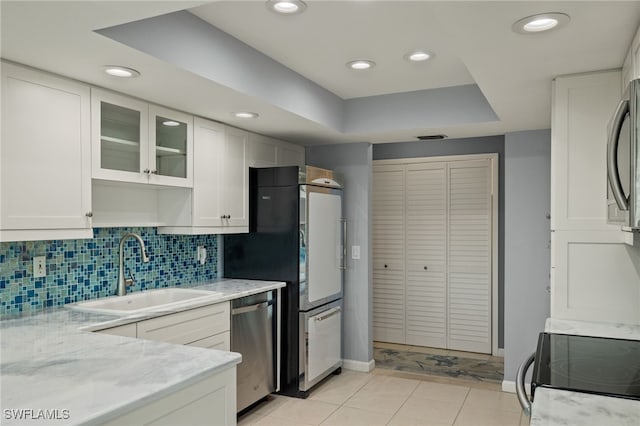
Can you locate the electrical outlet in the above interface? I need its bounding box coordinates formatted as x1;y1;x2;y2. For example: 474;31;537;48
351;245;361;260
33;256;46;278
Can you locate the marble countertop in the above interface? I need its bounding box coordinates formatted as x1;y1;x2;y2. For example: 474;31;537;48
530;318;640;426
0;278;286;425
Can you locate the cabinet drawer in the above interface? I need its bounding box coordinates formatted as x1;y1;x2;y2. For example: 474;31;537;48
137;302;230;345
188;331;231;351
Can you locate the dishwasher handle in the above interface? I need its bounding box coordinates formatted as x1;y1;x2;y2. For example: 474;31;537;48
516;352;536;417
231;300;272;316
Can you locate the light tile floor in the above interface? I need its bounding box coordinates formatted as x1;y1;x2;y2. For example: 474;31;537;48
238;369;528;426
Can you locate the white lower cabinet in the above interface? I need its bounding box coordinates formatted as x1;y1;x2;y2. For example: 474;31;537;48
1;62;92;242
96;301;235;425
100;367;236;426
136;302;230;348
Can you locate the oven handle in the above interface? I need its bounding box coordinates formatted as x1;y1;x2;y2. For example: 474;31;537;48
516;352;535;417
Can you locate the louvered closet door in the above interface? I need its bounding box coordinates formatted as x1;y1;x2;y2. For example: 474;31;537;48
405;163;447;348
448;160;492;353
372;165;406;343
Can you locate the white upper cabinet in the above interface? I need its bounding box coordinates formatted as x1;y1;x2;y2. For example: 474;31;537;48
221;126;249;228
158;118;249;234
550;71;622;232
91;89;193;187
1;62;92;241
248;133;305;168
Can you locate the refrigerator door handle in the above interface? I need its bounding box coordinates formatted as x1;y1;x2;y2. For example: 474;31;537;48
340;219;347;270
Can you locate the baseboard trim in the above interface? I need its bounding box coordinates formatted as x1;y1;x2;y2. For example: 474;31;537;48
494;348;505;357
343;358;375;372
502;379;530;394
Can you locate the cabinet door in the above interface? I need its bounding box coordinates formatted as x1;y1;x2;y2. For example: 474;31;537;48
1;63;92;238
447;160;492;353
221;126;249;227
550;72;621;231
248;133;277;167
91;88;149;184
405;162;447;348
372;164;406;344
192;117;224;227
276;143;305;167
149;105;193;188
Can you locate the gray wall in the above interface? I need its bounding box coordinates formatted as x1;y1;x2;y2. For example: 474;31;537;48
373;135;506;348
503;129;551;381
306;143;373;364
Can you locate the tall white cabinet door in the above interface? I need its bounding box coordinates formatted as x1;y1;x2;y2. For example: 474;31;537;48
222;126;249;227
551;72;621;231
372;165;406;344
405;163;447;348
447;160;492;353
1;63;92;237
192;117;224;227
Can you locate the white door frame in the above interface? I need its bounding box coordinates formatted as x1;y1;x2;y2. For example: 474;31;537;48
373;153;500;356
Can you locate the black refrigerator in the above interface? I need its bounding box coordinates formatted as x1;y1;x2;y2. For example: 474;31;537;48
225;165;344;398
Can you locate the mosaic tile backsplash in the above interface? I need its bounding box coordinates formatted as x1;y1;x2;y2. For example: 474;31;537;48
0;228;218;317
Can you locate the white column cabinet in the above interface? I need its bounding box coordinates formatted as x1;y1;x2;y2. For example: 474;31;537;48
550;70;640;324
0;62;93;242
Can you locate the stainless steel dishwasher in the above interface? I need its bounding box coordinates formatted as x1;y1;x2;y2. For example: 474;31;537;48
231;291;278;412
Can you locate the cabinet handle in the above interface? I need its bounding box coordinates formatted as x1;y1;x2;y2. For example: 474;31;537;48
227;214;231;219
85;212;93;218
151;170;158;175
143;169;150;174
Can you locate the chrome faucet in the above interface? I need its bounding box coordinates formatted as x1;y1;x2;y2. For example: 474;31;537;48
117;233;150;296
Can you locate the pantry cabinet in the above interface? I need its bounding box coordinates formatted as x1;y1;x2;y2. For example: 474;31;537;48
550;70;640;324
91;89;193;188
0;62;92;242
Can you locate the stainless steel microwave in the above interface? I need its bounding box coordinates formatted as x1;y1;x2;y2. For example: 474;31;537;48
607;78;640;228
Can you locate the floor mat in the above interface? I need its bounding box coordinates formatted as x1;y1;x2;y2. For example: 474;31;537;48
374;347;503;383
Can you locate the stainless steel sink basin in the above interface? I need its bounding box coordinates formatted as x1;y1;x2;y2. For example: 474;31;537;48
68;288;223;315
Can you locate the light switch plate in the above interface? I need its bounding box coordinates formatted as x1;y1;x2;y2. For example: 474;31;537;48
351;245;361;260
33;256;46;278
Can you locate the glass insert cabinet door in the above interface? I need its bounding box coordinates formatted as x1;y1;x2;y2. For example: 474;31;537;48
91;89;193;187
148;105;193;186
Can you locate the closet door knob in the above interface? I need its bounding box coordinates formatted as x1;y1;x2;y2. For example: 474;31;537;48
384;264;388;268
424;266;428;270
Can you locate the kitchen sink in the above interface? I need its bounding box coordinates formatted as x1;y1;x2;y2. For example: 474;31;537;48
68;288;224;315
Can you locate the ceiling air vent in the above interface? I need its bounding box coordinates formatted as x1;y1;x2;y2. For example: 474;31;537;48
416;134;447;140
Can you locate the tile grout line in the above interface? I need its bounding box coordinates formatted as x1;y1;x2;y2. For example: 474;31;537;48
450;386;472;426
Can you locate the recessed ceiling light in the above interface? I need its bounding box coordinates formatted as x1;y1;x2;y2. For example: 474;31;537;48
162;120;181;127
266;0;306;15
405;50;433;62
103;65;140;78
233;112;259;119
346;60;376;70
512;12;570;34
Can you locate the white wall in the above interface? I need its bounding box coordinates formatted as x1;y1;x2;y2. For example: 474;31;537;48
306;143;373;365
503;129;551;382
